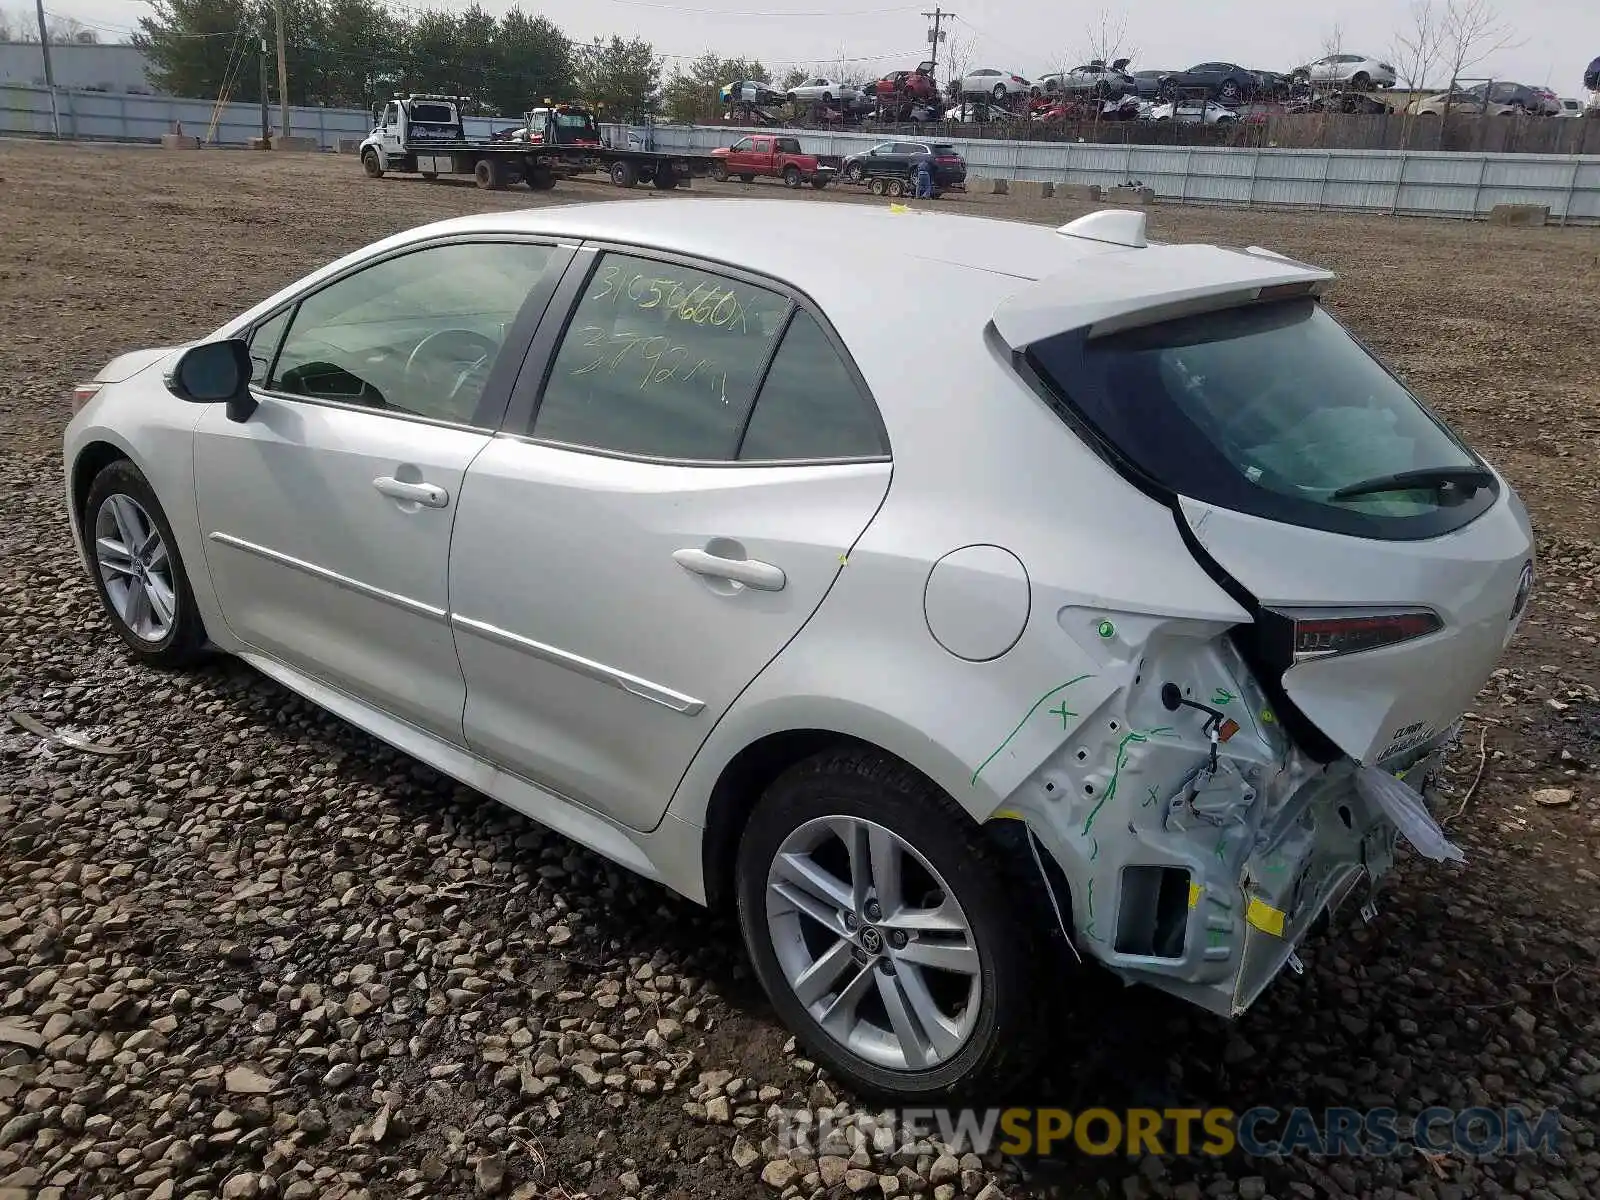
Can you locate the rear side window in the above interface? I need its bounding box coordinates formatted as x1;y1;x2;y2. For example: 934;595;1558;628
740;311;886;461
1024;299;1496;539
410;103;455;124
530;253;791;460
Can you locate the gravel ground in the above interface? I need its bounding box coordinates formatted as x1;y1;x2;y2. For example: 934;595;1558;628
1;140;1598;1200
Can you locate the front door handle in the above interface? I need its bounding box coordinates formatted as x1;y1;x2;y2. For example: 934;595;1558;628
373;476;449;508
673;547;786;592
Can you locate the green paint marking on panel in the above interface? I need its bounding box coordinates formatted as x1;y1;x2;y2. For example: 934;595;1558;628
970;675;1094;786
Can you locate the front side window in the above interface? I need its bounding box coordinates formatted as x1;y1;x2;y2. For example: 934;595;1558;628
269;241;554;426
529;253;792;460
730;137;752;152
247;309;290;386
1024;299;1495;539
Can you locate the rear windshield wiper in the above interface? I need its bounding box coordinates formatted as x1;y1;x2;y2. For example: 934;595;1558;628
1329;465;1494;502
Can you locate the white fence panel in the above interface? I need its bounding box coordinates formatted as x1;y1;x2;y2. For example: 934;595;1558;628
4;85;1597;223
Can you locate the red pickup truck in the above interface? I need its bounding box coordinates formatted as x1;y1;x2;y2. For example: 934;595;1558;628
709;135;835;188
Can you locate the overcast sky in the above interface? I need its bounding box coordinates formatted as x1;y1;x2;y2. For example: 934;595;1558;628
43;0;1600;92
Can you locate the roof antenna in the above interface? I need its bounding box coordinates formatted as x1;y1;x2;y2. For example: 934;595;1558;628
1057;209;1148;249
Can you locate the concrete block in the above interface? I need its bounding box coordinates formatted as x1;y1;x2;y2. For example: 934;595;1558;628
1106;185;1156;205
248;136;272;151
159;134;201;150
1009;180;1054;200
268;135;319;152
1056;182;1104;202
986;177;1009;195
1487;203;1548;227
335;138;364;154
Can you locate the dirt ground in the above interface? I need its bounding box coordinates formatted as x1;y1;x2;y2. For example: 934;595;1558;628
1;139;1598;1200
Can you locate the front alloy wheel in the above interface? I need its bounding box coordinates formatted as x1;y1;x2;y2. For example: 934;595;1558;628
736;749;1044;1101
84;459;206;666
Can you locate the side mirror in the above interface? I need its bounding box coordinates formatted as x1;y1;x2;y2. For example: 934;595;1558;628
166;339;257;423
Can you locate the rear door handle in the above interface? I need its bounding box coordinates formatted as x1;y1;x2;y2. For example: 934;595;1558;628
673;547;786;592
373;476;449;508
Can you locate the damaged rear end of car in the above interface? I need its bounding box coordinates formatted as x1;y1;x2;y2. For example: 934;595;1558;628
983;214;1534;1018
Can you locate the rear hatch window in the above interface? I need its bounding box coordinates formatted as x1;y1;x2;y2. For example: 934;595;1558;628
1024;298;1496;539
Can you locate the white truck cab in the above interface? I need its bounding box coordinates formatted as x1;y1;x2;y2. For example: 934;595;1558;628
359;95;465;169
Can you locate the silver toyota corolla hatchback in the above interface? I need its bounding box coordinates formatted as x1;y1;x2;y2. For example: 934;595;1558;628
64;200;1533;1100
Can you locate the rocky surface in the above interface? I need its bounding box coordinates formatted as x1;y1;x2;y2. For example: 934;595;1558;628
1;140;1597;1199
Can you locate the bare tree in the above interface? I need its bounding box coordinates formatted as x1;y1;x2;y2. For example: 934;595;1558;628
1320;22;1346;60
45;12;89;42
1391;0;1445;138
1439;0;1519;118
0;8;13;42
940;28;975;97
1084;7;1135;68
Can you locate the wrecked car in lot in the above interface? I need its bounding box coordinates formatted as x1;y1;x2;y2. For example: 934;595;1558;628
63;200;1533;1101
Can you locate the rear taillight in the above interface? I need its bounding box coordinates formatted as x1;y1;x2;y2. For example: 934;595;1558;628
72;383;102;412
1278;609;1443;663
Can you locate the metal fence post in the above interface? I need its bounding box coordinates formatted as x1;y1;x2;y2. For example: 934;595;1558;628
1245;148;1260;207
1179;147;1194;203
1559;159;1581;226
1315;151;1332;211
1388;152;1408;215
1470;154;1489;217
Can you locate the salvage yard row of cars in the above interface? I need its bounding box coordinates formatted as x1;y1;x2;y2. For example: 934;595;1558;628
731;51;1589;127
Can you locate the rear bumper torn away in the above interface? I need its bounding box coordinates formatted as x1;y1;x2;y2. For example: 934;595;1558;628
987;653;1464;1018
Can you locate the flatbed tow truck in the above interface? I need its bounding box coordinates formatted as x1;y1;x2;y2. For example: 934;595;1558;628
359;95;713;191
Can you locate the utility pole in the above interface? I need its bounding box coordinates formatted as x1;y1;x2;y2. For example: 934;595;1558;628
921;7;953;75
259;35;270;145
33;0;59;137
273;0;290;140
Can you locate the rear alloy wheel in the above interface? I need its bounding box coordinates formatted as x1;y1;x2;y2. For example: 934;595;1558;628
782;165;803;188
84;459;206;667
710;161;729;182
1220;79;1241;103
992;83;1008;101
736;750;1042;1101
845;162;863;182
361;150;383;178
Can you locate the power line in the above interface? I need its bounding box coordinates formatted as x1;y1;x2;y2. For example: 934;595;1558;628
602;1;914;15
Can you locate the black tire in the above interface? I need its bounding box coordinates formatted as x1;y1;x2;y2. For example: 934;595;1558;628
735;750;1044;1103
739;173;756;184
1350;72;1370;90
653;165;679;190
868;177;886;195
844;162;863;182
822;92;833;104
420;171;438;181
810;177;829;189
888;177;905;197
361;150;383;178
610;159;638;188
1219;79;1241;103
710;161;729;182
782;165;802;188
474;158;506;190
525;167;556;190
992;83;1008;101
83;459;207;668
